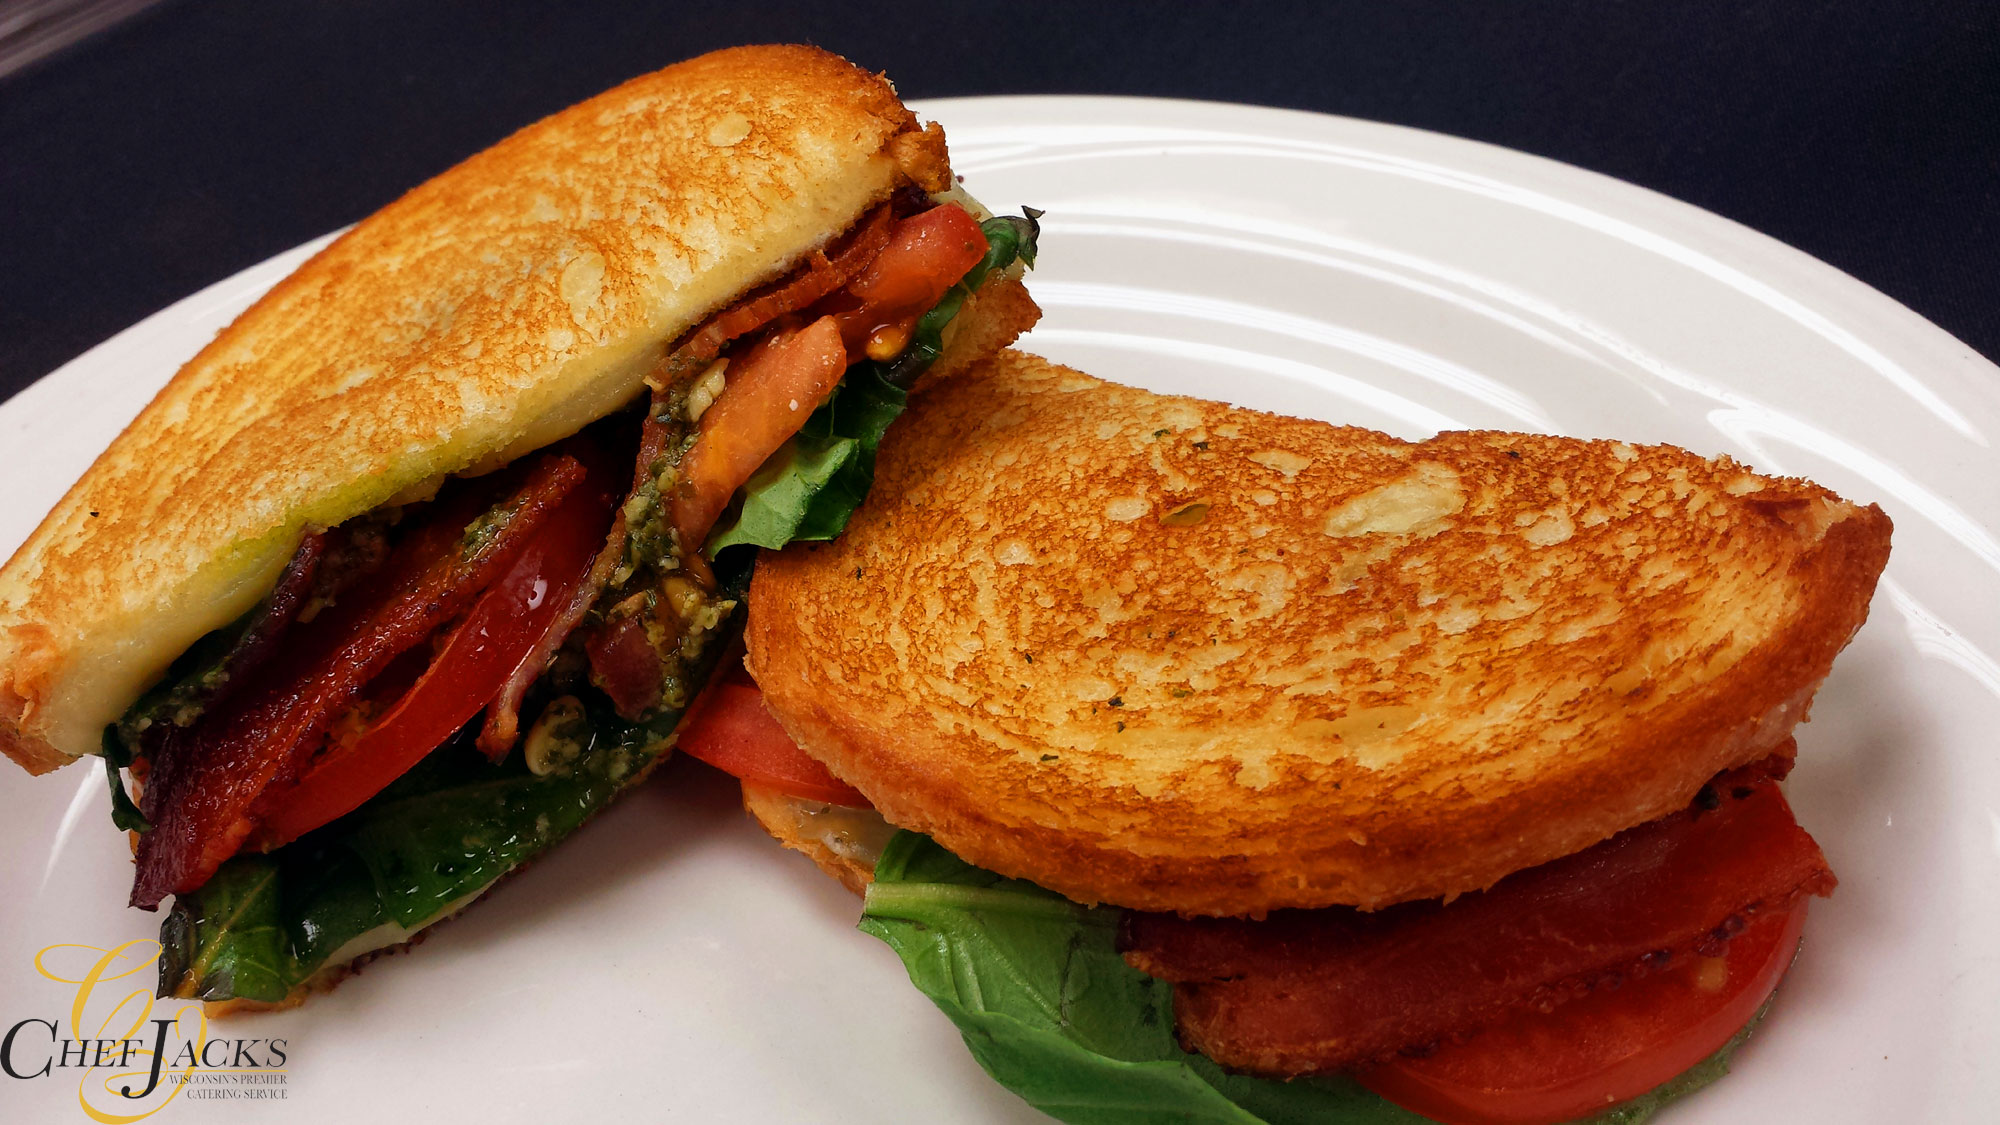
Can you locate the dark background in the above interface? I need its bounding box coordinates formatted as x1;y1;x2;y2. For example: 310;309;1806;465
2;0;1996;403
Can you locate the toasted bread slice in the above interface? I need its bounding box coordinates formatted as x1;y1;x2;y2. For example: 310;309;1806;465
0;46;970;773
746;350;1892;917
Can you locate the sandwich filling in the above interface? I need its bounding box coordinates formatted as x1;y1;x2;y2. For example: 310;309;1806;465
110;192;1040;1005
690;678;1835;1125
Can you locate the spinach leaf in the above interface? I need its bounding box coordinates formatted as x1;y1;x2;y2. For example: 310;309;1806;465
860;831;1763;1125
705;210;1041;557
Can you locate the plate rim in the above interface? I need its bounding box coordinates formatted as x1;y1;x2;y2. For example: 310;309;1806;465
10;94;1997;442
0;92;1993;1124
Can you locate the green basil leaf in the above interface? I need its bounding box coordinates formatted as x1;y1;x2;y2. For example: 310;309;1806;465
158;855;290;1003
703;435;861;554
859;833;1423;1125
282;846;388;971
861;831;1763;1125
100;726;150;833
336;708;661;927
791;367;909;541
154;694;688;1002
979;209;1042;274
103;757;152;834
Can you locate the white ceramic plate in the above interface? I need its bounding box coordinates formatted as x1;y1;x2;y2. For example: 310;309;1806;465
2;96;1995;1124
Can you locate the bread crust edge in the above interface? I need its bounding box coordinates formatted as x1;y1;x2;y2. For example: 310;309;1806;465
0;45;965;776
745;353;1894;916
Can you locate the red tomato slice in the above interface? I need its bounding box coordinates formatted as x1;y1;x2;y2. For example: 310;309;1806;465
666;204;988;557
669;314;850;552
1358;901;1811;1125
829;203;988;356
675;664;869;806
250;450;620;848
133;456;592;906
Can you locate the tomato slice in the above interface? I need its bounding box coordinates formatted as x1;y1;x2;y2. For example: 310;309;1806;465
666;203;989;557
1358;902;1810;1125
828;203;989;356
675;662;869;806
249;449;621;848
133;456;592;907
669;314;850;552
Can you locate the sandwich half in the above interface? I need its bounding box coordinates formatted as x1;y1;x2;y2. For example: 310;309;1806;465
704;350;1891;1123
0;45;1041;1008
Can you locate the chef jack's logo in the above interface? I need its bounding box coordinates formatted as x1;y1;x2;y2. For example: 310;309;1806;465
3;940;289;1120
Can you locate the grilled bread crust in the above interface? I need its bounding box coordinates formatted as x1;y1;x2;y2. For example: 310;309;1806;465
746;351;1892;917
0;45;949;773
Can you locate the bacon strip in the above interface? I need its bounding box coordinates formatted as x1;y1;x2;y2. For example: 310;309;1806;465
223;533;326;690
671;204;892;369
585;614;666;717
132;456;585;908
1119;768;1836;1076
491;391;694;739
127;532;326;753
468;427;636;757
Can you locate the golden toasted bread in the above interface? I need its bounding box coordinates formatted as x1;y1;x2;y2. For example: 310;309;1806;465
0;46;969;773
746;350;1892;917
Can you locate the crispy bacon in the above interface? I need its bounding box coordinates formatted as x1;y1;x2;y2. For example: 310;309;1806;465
228;534;326;683
467;422;638;757
131;455;586;908
1119;768;1836;1075
671;204;893;371
563;399;684;721
128;532;326;749
481;395;694;746
585;614;665;718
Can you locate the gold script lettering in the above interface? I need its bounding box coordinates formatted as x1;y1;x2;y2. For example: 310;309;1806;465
34;942;206;1123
